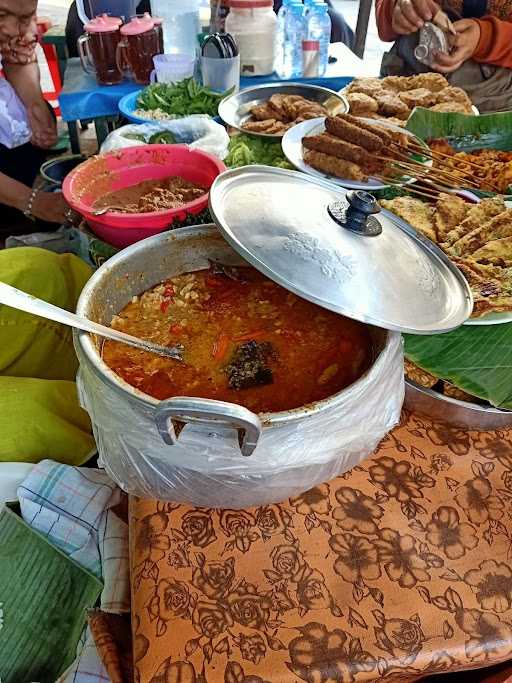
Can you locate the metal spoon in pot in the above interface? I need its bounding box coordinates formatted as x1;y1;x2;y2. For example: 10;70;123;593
92;205;127;216
0;282;183;361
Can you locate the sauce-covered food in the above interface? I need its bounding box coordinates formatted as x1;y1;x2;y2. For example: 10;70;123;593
102;265;373;413
93;176;206;214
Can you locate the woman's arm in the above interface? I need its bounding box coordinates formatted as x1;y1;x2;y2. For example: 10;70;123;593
3;61;57;148
0;171;69;222
375;0;400;42
473;16;512;68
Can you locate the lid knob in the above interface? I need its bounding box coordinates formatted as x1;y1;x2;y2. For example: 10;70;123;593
328;190;382;237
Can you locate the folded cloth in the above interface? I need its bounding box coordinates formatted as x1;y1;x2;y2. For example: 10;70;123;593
0;504;102;683
0;247;95;464
15;459;130;683
129;410;512;683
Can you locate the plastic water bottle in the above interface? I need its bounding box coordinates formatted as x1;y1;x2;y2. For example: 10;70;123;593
275;1;304;79
275;0;290;77
307;1;331;75
302;0;315;36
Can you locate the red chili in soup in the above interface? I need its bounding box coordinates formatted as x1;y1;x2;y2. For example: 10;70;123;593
102;266;372;413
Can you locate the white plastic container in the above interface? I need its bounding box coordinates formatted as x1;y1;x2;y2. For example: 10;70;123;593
149;0;200;56
225;0;277;76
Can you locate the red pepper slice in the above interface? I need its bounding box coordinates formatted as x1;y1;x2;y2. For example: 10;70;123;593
160;299;173;313
212;333;230;361
169;323;183;335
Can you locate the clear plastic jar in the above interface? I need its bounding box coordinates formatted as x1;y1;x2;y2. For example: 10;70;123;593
225;0;277;76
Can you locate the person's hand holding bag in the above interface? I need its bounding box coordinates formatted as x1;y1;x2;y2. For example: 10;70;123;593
391;0;440;34
431;19;481;72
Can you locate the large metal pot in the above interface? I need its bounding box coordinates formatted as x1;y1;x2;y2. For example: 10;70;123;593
74;225;404;507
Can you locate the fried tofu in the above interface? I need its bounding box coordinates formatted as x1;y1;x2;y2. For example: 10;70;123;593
375;92;410;119
346;92;378;116
347;77;384;97
398;87;437;109
429;102;474;115
435;86;473;109
408;73;449;92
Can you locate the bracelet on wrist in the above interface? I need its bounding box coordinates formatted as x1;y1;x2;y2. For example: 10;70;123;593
23;188;38;221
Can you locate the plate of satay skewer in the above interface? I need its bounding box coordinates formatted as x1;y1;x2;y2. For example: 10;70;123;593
281;113;435;191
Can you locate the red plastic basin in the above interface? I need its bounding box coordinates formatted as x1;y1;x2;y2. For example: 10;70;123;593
62;145;226;248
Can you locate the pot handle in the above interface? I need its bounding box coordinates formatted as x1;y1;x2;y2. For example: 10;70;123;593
155;397;262;457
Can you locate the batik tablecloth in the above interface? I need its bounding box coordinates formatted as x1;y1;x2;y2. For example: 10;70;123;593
130;410;512;683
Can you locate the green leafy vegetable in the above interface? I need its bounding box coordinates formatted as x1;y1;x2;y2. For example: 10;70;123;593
137;78;233;118
148;131;177;145
404;323;512;409
226;134;293;169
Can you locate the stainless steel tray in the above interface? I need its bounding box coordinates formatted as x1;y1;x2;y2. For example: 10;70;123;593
218;82;349;138
405;379;512;430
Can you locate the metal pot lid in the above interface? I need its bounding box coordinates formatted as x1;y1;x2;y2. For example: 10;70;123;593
209;166;473;334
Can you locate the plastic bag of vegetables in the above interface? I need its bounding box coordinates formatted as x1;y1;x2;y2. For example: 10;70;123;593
100;116;230;159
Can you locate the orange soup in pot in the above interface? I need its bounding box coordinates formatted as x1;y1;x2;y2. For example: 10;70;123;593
102;265;372;413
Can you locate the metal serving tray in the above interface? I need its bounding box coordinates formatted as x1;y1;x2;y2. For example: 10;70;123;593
218;82;349;138
404;379;512;430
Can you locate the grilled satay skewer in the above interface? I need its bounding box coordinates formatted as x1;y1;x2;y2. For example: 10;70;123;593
379;155;495;192
324;116;384;153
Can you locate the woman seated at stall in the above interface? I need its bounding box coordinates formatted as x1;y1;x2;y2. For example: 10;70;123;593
0;0;70;233
375;0;512;112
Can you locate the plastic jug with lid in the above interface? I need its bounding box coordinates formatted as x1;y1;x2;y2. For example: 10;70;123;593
76;0;137;24
78;14;123;85
149;0;200;56
117;15;160;84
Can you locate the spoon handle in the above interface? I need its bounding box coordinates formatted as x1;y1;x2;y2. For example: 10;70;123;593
0;282;182;360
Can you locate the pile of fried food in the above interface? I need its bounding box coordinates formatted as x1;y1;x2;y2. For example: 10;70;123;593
301;113;411;182
431;140;512;195
404;359;483;404
241;93;328;135
381;193;512;318
345;73;474;126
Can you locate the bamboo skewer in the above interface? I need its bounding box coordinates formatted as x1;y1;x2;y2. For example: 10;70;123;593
405;141;491;173
381;157;498;193
376;155;486;191
373;176;441;201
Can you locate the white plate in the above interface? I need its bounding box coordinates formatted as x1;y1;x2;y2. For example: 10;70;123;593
464;311;512;325
281;116;431;190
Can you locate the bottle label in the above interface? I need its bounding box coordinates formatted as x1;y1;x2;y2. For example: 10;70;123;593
302;40;320;78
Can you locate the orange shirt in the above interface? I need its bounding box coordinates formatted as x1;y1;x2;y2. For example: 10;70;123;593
375;0;512;69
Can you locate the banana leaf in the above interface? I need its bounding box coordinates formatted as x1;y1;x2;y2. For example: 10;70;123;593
404;322;512;409
406;108;512;151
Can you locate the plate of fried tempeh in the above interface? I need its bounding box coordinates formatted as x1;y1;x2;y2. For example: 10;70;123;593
281;113;432;190
218;83;349;139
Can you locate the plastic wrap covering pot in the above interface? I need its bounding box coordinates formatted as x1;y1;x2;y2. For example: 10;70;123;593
74;226;404;508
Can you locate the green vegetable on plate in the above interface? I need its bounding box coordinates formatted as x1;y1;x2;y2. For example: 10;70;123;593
226;134;293;170
137;78;233;118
